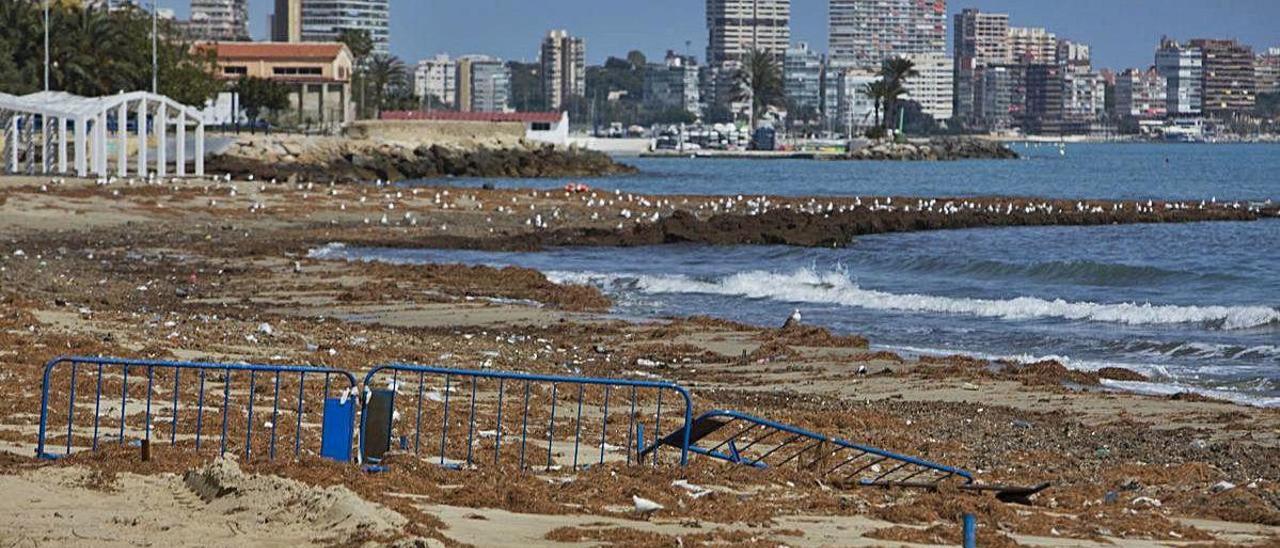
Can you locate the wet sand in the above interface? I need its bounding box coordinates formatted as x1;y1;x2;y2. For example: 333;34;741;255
0;175;1278;546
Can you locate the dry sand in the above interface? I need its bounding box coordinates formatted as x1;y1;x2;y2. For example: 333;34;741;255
0;458;413;547
0;174;1278;546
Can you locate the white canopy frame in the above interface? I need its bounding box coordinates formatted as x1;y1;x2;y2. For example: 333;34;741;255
0;91;205;178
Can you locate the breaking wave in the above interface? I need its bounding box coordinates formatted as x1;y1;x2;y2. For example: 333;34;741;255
1100;380;1280;408
1109;339;1280;361
881;344;1279;408
880;255;1240;287
549;268;1280;331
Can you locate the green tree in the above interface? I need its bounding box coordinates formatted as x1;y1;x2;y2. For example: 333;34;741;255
879;57;917;130
1257;92;1280;119
364;54;408;117
640;106;697;126
0;1;218;104
507;61;545;111
338;29;374;117
583;54;646;126
337;28;374;65
732;49;785;128
158;43;222;106
625;50;647;69
421;93;451;111
380;87;419;112
898;100;946;135
0;38;32;95
55;7;128;95
234;76;291;129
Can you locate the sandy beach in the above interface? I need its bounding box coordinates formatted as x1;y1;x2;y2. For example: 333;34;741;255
1;174;1278;547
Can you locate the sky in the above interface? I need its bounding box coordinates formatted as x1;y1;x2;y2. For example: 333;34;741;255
158;0;1280;71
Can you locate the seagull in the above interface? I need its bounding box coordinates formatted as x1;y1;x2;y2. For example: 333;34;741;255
632;495;663;517
784;309;802;328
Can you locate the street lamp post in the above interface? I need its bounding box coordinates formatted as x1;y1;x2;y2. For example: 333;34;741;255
43;0;49;91
152;1;159;94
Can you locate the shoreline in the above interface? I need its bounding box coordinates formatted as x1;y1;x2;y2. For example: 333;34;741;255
2;173;1279;545
309;242;1279;409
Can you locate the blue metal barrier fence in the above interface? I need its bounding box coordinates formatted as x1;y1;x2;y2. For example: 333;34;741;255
359;364;694;471
643;409;974;488
37;356;359;461
34;356;1044;502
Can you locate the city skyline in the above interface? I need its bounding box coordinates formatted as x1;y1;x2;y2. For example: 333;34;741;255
155;0;1280;70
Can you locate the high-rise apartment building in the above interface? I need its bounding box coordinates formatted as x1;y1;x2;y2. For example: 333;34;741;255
645;52;702;117
1021;62;1104;135
1257;48;1280;94
1155;39;1204;116
1189;38;1256;116
974;63;1021;130
828;0;947;70
414;54;457;108
1114;68;1167;118
954;9;1012;66
271;0;302;43
1022;63;1065;134
1008;27;1055;64
953;9;1010;123
783;42;824;114
705;0;791;65
301;0;391;54
700;63;747;118
455;56;511;113
540;30;586;111
1062;70;1105;119
1057;40;1092;71
902;53;953;121
189;0;250;41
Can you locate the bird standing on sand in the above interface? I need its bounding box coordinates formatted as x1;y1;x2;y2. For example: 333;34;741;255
632;495;663;518
783;309;802;328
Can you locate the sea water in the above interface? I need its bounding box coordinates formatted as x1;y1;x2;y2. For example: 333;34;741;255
352;144;1280;406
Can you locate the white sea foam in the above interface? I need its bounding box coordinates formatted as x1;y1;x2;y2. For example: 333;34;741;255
882;344;1278;408
881;344;1175;378
1100;379;1280;408
549;268;1280;331
307;242;350;259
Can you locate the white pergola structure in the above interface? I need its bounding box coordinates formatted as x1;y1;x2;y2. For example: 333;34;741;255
0;91;204;179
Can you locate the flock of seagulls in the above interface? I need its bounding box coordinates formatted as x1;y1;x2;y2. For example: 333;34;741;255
28;174;1272;235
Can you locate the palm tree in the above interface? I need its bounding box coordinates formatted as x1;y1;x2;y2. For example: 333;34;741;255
879;57;918;130
860;80;887;129
0;0;40;94
337;29;374;62
55;7;127;96
731;49;785;128
365;54;408;117
338;29;375;117
0;2;219;102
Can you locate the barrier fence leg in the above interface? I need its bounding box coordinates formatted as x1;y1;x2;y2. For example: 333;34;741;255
963;513;977;548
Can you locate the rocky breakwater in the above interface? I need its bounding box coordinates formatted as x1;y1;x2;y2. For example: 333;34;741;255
208;135;637;182
847;137;1018;161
